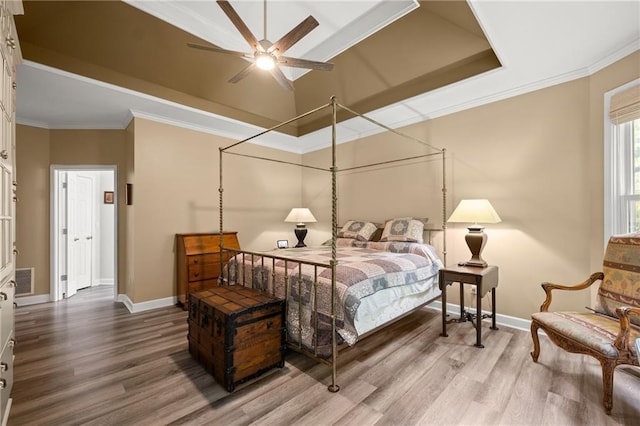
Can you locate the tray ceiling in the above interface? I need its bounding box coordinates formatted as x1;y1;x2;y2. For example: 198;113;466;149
14;1;640;153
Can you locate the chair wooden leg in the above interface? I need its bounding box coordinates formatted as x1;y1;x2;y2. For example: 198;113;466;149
530;321;541;362
600;358;616;414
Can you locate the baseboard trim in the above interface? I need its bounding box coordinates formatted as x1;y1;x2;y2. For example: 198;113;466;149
118;294;178;313
428;300;531;331
15;294;51;306
15;291;177;312
93;279;115;286
16;292;531;329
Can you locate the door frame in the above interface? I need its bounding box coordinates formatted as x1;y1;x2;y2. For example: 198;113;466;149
50;165;118;302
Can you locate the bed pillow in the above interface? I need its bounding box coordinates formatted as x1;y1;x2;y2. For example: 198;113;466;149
380;218;424;243
339;220;378;241
385;216;429;226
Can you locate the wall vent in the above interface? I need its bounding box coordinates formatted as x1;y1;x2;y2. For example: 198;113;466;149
15;268;34;296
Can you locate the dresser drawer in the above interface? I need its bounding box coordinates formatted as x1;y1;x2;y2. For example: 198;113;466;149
187;254;220;281
187;279;218;295
187;253;219;267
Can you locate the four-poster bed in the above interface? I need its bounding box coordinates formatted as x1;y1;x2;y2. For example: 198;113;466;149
217;97;447;392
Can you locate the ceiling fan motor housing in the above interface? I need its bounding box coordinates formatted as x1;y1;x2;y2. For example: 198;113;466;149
186;0;333;90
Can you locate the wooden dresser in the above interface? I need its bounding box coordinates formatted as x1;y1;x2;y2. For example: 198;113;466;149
176;232;240;308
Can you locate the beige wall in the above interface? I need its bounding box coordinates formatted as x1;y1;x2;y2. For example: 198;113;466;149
127;118;301;303
15;126;51;296
433;78;592;318
16;127;127;297
15;51;639;320
16;118;302;304
303;51;640;320
303;80;592;319
301;129;445;245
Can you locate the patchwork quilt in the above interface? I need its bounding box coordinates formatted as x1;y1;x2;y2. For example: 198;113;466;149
224;241;443;356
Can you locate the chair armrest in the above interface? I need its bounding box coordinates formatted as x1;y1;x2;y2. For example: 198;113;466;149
614;306;640;353
539;272;604;312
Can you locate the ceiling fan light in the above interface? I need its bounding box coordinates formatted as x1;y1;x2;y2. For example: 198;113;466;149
256;53;275;71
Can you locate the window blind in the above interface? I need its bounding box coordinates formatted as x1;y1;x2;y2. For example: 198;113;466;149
609;84;640;124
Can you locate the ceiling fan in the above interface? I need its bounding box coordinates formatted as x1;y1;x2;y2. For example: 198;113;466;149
188;0;334;91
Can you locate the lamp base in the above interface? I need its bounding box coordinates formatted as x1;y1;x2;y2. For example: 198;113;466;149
294;226;308;248
464;226;488;268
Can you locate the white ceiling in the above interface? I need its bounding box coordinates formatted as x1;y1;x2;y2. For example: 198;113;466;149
15;1;640;154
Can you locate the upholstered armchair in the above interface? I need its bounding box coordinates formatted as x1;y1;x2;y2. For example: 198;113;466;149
530;234;640;414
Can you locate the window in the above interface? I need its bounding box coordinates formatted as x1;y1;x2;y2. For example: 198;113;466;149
605;81;640;238
611;118;640;233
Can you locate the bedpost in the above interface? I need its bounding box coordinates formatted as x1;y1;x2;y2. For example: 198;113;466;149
219;147;224;284
441;148;447;266
328;96;340;393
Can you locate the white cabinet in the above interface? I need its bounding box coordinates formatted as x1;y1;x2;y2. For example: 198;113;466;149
0;1;20;425
0;279;13;426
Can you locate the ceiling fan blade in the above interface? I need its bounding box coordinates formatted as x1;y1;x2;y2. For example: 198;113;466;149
269;15;319;56
217;0;262;52
278;56;334;71
229;63;257;84
187;42;252;59
269;66;294;91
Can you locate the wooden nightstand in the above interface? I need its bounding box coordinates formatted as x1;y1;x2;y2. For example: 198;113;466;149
439;265;499;348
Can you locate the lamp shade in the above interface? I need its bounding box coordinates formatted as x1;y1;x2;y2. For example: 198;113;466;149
284;208;317;225
447;199;501;224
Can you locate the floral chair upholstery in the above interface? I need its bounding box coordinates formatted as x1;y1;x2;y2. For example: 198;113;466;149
530;234;640;414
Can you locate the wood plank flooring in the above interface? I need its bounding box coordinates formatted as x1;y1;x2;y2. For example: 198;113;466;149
8;285;640;425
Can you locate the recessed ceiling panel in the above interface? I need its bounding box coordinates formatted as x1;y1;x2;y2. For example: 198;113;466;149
125;0;419;80
15;1;500;137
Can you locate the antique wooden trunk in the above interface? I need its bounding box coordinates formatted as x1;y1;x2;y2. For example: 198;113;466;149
188;285;285;392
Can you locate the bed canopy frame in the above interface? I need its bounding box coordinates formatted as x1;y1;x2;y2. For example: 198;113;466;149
217;96;447;392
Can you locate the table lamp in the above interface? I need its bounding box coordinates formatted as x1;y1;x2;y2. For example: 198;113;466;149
447;199;501;267
284;207;317;248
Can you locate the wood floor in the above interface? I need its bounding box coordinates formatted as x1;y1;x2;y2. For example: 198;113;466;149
8;285;640;425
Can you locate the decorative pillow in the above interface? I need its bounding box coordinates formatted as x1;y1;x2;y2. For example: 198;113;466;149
385;216;429;225
339;221;378;241
380;218;424;243
596;234;640;327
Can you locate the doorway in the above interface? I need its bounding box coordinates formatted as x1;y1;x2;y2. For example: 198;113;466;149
51;166;117;302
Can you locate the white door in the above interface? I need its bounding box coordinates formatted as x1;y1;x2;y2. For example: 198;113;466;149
67;172;94;297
